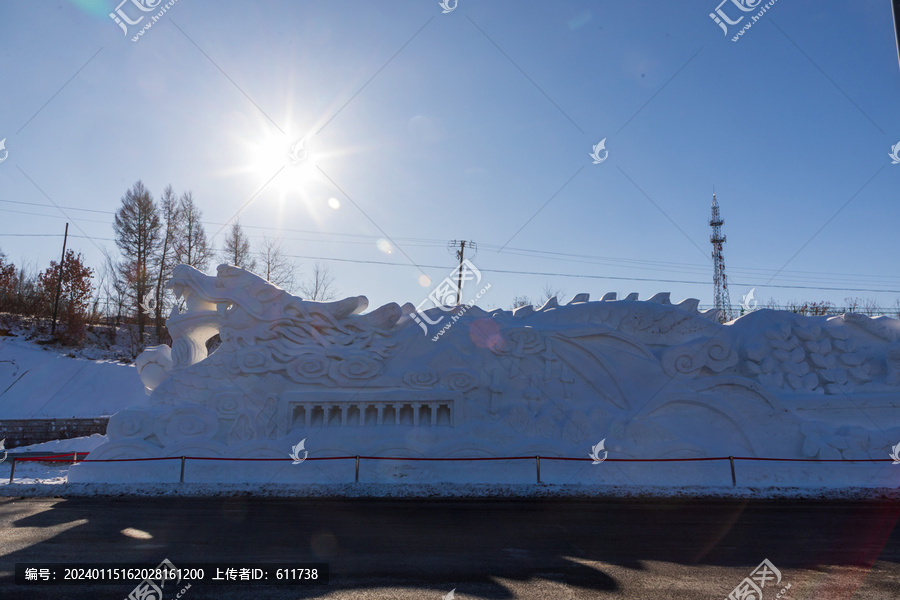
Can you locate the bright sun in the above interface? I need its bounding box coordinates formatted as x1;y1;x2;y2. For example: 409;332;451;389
230;122;351;232
222;105;362;235
249;130;321;196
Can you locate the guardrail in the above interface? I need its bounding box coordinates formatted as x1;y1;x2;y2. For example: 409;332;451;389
5;453;898;486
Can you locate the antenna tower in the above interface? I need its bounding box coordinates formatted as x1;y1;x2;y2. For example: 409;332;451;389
710;193;732;323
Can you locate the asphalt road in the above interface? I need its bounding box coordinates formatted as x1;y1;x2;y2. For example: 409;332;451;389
1;496;899;599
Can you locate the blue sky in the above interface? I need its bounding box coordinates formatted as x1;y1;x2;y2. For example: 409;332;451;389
0;0;898;312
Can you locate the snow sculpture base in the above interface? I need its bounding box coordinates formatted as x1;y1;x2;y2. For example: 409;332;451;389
70;265;900;486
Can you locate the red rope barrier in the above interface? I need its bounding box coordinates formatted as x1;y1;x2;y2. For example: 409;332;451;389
546;456;727;462
182;456;354;462
9;454;896;464
355;456;537;461
26;456;179;463
12;453;80;461
731;456;895;463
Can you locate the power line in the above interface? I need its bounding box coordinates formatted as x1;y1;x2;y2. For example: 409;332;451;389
0;198;114;215
3;232;900;294
282;254;900;294
4;198;900;293
0;233;114;241
0;207;111;225
12;167;108;256
0;199;451;246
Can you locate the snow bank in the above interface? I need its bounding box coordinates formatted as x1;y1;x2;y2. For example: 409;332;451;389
0;338;147;418
10;433;108;454
3;476;900;501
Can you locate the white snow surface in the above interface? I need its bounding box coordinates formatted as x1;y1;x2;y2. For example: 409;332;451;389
1;450;899;501
10;433;108;454
0;337;146;418
2;474;899;501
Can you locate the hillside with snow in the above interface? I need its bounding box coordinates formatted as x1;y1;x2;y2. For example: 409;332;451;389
0;335;147;419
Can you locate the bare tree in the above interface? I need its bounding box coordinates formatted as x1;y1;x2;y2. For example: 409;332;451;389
255;235;299;290
153;184;180;340
100;249;129;329
220;221;256;271
862;298;879;316
113;180;161;337
511;295;532;309
298;262;337;301
508;284;564;310
174;191;213;271
795;301;835;316
538;284;566;306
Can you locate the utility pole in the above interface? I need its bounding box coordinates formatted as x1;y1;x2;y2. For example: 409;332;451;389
447;240;477;305
454;241;466;305
50;222;69;336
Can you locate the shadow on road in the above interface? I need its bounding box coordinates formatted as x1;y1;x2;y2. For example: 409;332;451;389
1;496;899;599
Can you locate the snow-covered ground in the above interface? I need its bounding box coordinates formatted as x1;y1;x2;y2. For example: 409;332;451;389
0;336;147;418
2;473;899;501
9;433;108;454
2;430;898;496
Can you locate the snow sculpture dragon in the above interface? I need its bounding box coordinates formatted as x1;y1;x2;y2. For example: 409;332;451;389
74;265;900;482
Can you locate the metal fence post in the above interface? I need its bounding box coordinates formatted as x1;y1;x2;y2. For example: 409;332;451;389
355;456;360;483
729;456;736;487
8;458;15;484
73;453;78;464
536;455;541;484
179;456;186;483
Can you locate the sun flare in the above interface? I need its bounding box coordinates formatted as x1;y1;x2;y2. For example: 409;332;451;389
220;103;363;232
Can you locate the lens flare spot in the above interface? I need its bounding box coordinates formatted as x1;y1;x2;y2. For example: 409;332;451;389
418;274;432;287
327;197;340;210
121;528;153;540
376;239;392;254
310;530;339;559
470;318;503;350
